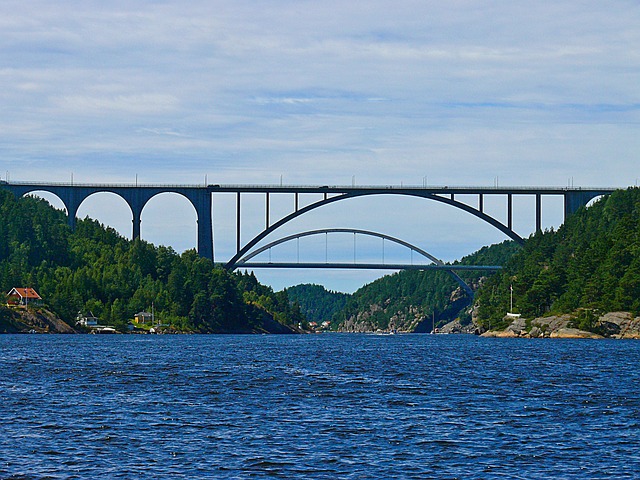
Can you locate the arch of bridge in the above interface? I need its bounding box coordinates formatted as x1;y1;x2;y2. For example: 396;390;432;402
235;228;444;266
227;191;526;269
233;227;474;297
2;183;213;259
4;184;202;229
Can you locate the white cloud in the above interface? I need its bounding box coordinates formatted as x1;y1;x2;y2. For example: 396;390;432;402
54;93;179;114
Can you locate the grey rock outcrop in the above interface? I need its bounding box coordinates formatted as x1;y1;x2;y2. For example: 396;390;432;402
482;311;640;339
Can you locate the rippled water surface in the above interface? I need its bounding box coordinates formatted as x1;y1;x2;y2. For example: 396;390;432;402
1;334;639;479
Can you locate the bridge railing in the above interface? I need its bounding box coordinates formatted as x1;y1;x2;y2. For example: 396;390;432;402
1;180;207;188
1;180;616;193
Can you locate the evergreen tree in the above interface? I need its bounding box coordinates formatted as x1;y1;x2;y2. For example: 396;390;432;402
474;188;640;330
0;189;300;333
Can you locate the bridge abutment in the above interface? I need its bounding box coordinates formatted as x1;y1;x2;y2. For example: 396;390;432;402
564;190;603;218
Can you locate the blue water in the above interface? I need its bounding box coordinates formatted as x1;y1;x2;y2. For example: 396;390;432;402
1;334;639;479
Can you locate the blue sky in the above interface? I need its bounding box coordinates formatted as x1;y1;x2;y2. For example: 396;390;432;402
2;1;639;292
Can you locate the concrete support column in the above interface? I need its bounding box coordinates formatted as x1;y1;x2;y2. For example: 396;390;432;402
58;186;85;231
266;192;270;229
535;194;542;232
193;189;213;260
236;192;241;254
132;209;141;240
66;199;80;231
123;188;145;241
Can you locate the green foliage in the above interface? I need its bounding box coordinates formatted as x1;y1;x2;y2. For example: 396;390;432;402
330;240;518;331
475;188;640;330
0;189;299;332
285;284;349;324
570;308;600;332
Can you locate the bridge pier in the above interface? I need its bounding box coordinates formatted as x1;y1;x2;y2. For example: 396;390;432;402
266;192;270;229
119;188;144;241
65;187;83;231
564;190;602;219
236;192;241;254
193;189;213;260
132;210;141;240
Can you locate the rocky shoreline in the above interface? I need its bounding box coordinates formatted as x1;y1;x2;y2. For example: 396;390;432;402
478;311;640;339
5;304;639;339
0;305;305;334
0;307;77;334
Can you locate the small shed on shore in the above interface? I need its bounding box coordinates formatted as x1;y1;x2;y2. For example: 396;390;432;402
134;311;153;324
76;311;99;327
7;288;43;306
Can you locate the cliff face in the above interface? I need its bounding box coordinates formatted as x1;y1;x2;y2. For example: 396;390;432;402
337;286;473;333
338;302;388;332
338;301;429;333
0;307;77;333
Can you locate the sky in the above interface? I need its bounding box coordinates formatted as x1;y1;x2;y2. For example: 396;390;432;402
1;1;639;292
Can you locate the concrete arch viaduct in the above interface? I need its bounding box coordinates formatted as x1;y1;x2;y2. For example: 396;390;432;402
1;181;615;268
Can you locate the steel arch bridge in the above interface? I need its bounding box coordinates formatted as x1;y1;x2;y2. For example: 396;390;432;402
233;228;504;297
1;180;615;267
221;185;613;269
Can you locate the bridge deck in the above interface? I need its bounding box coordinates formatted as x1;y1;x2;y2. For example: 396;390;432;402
234;262;503;271
1;180;615;195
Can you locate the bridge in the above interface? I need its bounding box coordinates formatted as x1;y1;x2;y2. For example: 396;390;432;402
1;181;615;277
233;227;507;297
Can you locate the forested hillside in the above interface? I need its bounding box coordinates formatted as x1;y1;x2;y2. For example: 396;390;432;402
475;187;640;331
0;190;302;333
331;241;520;332
285;284;349;324
10;186;635;336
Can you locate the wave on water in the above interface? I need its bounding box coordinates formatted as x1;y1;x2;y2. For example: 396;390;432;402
1;334;639;479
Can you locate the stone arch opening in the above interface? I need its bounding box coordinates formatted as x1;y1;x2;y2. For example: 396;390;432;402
141;192;198;253
76;192;133;239
586;195;607;208
23;191;67;215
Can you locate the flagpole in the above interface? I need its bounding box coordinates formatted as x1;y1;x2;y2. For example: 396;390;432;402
510;284;513;312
